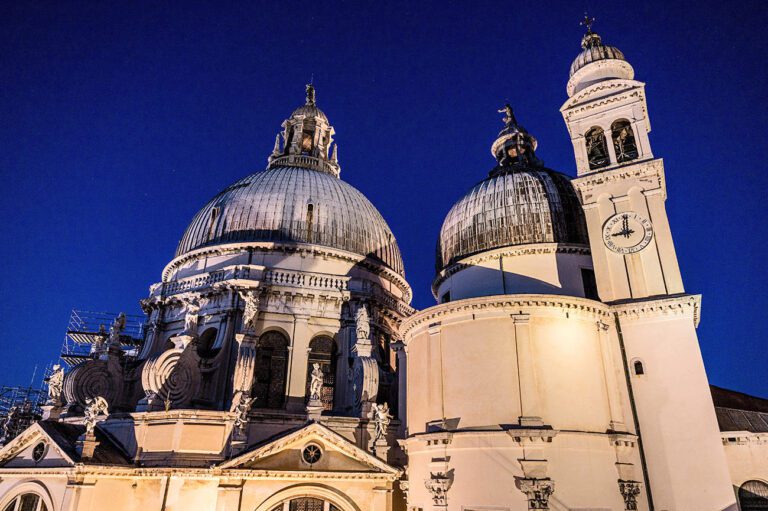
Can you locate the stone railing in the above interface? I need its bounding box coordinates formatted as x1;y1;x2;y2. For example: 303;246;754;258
268;154;340;177
161;265;258;296
263;269;348;291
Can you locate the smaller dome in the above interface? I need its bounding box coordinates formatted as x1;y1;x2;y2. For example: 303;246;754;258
436;106;589;271
569;31;626;77
290;103;328;122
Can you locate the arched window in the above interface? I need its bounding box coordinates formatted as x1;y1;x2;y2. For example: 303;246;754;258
270;498;342;511
205;206;220;242
633;360;645;376
739;480;768;511
2;493;48;511
611;119;639;163
585;127;610;169
253;330;290;409
197;327;219;359
306;336;337;411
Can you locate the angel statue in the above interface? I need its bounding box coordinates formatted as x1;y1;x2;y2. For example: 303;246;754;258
46;365;65;404
83;396;109;436
371;402;393;443
238;289;260;333
309;363;324;402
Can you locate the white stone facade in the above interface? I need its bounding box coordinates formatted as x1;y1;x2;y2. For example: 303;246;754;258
1;24;766;511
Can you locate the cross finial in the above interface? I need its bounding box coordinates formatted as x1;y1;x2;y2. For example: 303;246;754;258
305;83;316;106
580;12;595;33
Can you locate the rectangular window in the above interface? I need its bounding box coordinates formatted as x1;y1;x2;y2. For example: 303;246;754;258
581;268;599;300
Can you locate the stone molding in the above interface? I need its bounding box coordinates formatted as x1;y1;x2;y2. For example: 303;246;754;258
516;477;555;510
562;79;643;110
618;480;642;510
431;243;591;296
610;294;701;328
401;294;610;338
571;158;666;204
160;241;412;303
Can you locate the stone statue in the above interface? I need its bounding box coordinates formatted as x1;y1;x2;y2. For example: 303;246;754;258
371;402;393;443
498;103;517;126
83;396;109;436
233;395;254;434
108;313;126;348
47;365;64;404
309;363;324;401
180;296;200;336
355;304;370;341
309;362;323;401
1;406;17;444
91;324;107;355
238;289;260;333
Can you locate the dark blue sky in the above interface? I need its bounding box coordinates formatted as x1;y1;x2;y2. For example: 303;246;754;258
0;1;766;397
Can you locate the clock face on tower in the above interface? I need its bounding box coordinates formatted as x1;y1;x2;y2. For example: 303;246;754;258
602;212;654;254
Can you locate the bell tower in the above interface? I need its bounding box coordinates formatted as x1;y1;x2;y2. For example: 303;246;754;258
561;18;737;510
561;17;682;302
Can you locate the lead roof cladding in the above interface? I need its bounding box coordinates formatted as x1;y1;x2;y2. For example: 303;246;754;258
176;166;404;276
436;167;589;271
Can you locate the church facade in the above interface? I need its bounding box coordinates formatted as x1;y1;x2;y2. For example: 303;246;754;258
0;24;767;511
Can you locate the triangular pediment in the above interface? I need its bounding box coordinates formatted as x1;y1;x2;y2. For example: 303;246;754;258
0;422;76;469
220;422;400;475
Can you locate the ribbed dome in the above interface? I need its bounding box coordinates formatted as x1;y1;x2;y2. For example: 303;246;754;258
569;31;626;77
290;104;328;122
176;166;404;276
436;167;588;270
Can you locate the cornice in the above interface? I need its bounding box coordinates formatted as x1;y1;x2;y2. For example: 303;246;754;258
562;78;645;112
161;241;412;303
432;243;591;296
400;294;610;338
572;159;666;203
609;294;701;327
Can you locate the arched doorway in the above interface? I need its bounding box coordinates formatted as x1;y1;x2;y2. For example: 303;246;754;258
739;480;768;510
270;497;342;511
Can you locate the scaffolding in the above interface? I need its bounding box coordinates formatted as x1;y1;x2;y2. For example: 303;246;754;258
0;383;47;446
61;309;146;366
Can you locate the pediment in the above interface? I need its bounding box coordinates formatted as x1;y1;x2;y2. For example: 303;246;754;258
0;422;76;469
220;422;400;476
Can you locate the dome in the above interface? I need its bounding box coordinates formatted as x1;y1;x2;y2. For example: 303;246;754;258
436;105;588;271
290;103;328;122
176;166;405;275
436;167;588;270
569;31;626;78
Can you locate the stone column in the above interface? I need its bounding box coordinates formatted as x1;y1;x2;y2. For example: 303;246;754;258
513;314;542;427
231;332;258;411
391;341;408;435
597;321;626;432
286;314;311;412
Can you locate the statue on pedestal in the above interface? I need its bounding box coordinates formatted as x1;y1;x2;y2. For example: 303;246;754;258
371;402;393;443
46;365;64;405
309;363;324;402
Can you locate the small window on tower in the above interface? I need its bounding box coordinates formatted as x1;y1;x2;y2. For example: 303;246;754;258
611;119;639;163
585;127;610;169
633;360;645;376
581;268;599;300
441;291;451;304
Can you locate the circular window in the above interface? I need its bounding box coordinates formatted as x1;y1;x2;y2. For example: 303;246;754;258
32;442;47;463
301;443;323;465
